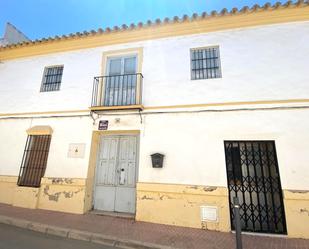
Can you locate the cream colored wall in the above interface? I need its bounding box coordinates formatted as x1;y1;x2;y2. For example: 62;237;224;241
135;184;309;238
13;187;40;209
38;178;86;214
0;176;17;204
136;182;230;231
283;190;309;239
0;176;86;214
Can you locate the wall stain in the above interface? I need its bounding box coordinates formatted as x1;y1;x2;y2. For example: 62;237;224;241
187;185;198;189
300;208;309;216
43;185;82;202
187;201;197;204
159;195;173;200
49;178;73;185
288;190;309;194
201;221;208;230
186;185;217;192
203;186;217;192
141;195;153;200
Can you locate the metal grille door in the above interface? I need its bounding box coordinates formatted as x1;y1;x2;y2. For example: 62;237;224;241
224;141;287;234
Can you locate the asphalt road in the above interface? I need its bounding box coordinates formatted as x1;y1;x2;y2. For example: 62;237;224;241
0;223;119;249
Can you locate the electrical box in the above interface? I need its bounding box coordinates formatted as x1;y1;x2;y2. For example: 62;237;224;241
200;206;218;222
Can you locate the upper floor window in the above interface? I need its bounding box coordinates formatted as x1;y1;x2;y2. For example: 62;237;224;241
40;65;64;92
191;47;221;80
107;56;137;76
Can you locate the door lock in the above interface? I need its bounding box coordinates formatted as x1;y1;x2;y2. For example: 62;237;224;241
119;168;125;185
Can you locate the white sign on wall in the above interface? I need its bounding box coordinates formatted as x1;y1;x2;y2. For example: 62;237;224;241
200;206;218;222
67;143;86;158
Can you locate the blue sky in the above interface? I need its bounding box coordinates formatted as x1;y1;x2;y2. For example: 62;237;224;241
0;0;288;40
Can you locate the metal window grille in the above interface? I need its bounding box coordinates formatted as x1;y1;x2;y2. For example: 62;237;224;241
191;47;221;80
40;66;63;92
17;135;51;187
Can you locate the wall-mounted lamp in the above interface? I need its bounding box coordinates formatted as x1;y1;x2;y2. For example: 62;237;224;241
151;153;164;168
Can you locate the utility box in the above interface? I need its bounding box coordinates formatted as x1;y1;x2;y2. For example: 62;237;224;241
200;206;218;222
151;153;164;168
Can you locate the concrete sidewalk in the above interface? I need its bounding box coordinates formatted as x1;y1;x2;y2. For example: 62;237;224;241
0;204;308;249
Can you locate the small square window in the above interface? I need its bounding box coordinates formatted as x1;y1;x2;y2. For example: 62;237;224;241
191;47;221;80
40;65;64;92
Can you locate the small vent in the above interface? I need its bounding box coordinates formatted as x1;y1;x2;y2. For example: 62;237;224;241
200;206;218;222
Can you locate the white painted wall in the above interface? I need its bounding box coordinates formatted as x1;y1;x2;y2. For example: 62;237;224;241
0;21;308;191
0;21;308;113
0;116;93;178
85;106;309;191
0;106;308;190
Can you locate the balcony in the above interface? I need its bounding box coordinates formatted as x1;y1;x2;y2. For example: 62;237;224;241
90;73;143;111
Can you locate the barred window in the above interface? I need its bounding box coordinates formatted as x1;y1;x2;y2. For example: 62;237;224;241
18;135;51;187
40;65;63;92
191;47;221;80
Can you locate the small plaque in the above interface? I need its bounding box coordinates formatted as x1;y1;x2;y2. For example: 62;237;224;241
99;120;108;130
68;143;86;158
200;206;218;222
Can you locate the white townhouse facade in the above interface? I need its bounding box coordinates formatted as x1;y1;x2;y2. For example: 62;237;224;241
0;1;309;239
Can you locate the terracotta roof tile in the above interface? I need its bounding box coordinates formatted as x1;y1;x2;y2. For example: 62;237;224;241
0;0;308;50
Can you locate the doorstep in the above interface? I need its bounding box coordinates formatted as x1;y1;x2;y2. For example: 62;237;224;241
90;210;135;219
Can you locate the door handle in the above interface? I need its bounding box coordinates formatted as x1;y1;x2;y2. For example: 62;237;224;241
119;168;125;185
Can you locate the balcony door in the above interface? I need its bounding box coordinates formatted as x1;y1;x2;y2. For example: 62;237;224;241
104;55;137;106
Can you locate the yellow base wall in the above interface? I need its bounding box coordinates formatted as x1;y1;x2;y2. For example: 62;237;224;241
284;190;309;239
1;176;309;239
0;176;18;204
13;186;40;209
38;178;86;214
0;176;86;214
136;182;230;232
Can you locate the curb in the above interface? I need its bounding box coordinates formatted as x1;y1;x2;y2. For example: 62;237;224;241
0;215;173;249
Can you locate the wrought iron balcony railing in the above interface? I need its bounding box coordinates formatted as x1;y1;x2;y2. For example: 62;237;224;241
91;73;143;109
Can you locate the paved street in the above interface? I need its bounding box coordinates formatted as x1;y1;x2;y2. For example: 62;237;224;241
1;203;309;249
0;223;117;249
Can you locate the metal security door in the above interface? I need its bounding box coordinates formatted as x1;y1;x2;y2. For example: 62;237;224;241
94;135;138;214
224;141;287;234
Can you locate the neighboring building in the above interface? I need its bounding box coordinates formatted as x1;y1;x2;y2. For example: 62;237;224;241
0;1;309;239
0;22;30;46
